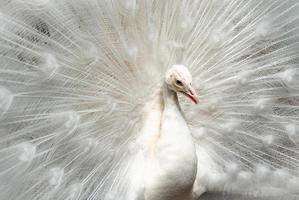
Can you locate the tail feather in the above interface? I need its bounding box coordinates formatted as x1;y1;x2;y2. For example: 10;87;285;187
0;0;299;199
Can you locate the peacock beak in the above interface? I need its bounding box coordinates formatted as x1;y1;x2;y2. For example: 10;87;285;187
182;84;199;104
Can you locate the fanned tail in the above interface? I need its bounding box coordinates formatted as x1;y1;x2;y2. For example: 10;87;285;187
0;0;299;200
183;0;299;197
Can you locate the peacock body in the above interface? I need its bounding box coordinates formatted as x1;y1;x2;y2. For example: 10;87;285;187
0;0;299;199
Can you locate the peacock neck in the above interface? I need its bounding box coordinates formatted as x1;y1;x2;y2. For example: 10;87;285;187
162;82;181;111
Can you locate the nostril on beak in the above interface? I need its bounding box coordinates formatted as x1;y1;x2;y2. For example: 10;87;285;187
189;90;194;95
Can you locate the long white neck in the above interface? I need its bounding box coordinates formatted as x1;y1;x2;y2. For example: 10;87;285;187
139;82;183;155
162;82;184;116
143;82;198;200
162;82;177;105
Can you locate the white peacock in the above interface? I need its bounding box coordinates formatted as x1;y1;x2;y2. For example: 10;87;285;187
0;0;299;200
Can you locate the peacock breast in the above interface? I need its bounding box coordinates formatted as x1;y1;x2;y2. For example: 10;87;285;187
158;107;197;183
144;106;197;200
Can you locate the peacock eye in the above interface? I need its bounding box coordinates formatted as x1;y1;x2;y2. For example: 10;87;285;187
176;80;183;86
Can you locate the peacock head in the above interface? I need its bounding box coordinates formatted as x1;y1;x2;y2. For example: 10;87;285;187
165;64;199;104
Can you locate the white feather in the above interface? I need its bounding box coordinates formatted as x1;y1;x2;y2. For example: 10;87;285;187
0;0;299;200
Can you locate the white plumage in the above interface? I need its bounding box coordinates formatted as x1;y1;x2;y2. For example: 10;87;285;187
0;0;299;200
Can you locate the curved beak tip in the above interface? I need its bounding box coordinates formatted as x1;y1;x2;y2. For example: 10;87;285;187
190;95;199;104
185;89;199;104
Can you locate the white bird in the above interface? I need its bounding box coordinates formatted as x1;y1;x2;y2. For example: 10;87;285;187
0;0;299;200
138;65;199;200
